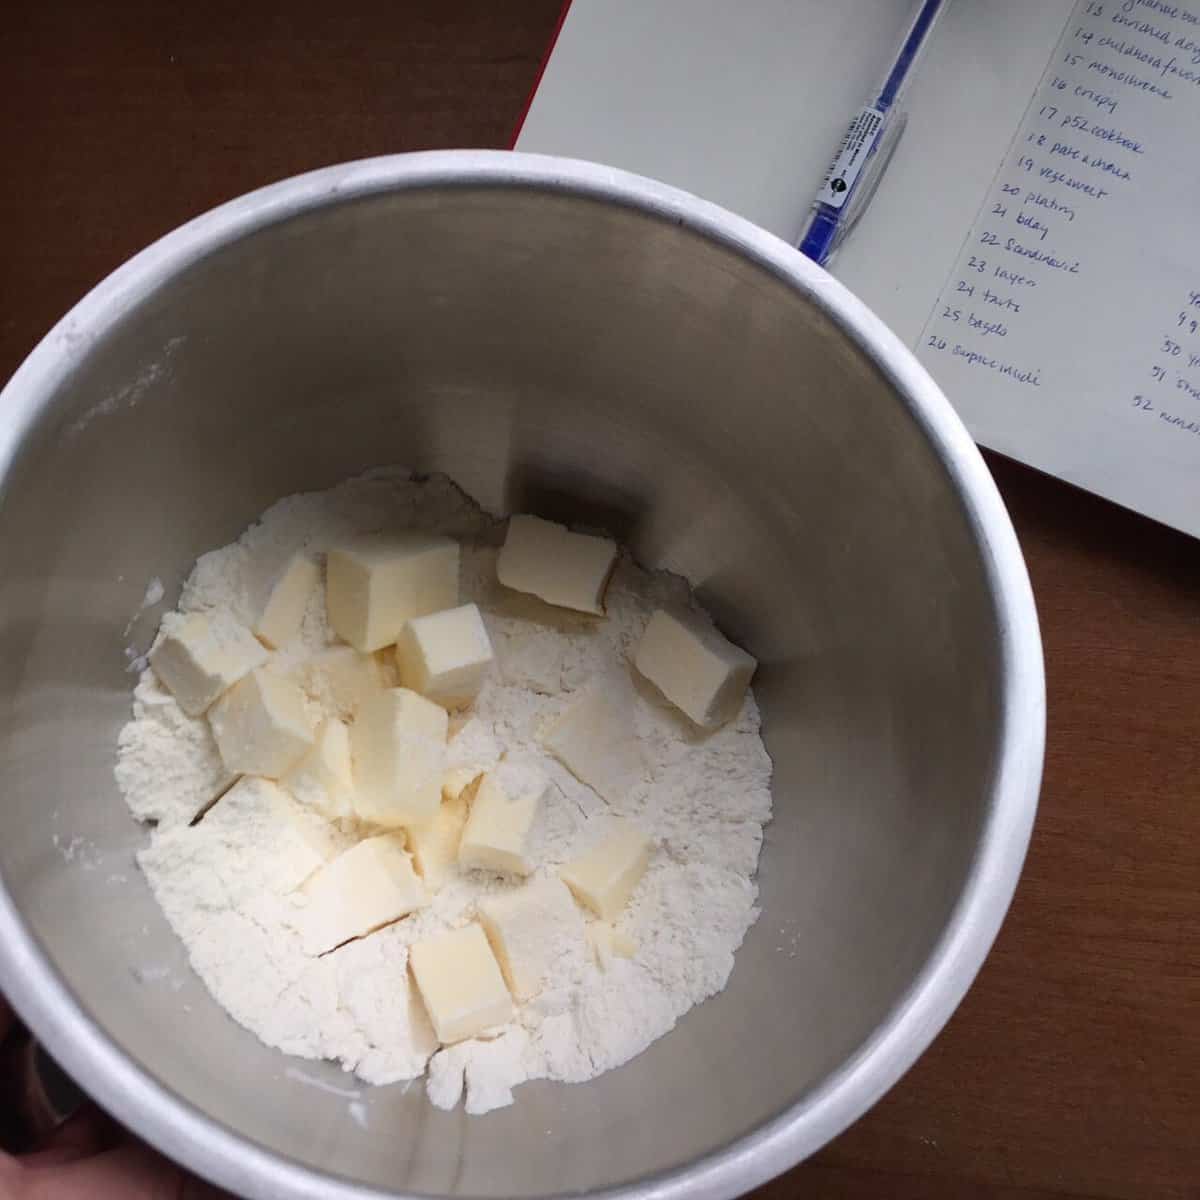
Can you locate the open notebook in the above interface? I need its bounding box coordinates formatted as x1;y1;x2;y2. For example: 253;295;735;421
517;0;1200;539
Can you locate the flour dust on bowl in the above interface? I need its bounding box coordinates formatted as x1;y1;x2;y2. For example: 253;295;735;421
0;151;1044;1200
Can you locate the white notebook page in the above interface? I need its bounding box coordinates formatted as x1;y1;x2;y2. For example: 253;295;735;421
917;0;1200;536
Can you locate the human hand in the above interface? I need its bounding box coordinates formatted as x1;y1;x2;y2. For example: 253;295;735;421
1;993;224;1199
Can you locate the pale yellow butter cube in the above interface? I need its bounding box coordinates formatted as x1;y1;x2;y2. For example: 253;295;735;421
254;554;320;649
457;762;545;877
326;533;459;652
292;644;383;721
406;785;472;890
560;820;653;920
297;833;426;955
396;602;494;709
496;514;617;615
442;766;484;803
145;779;342;917
634;606;757;728
149;611;268;716
208;668;315;778
407;767;486;890
478;876;585;1000
586;921;637;970
351;689;448;828
409;923;513;1044
211;777;336;895
541;684;644;803
281;718;354;819
613;927;637;957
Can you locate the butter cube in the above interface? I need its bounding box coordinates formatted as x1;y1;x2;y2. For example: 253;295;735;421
634;607;757;728
208;668;315;778
409;923;514;1044
407;781;473;890
407;769;488;890
351;689;448;827
442;766;484;802
560;821;653;920
497;515;617;615
298;833;427;955
149;611;268;716
292;644;384;721
143;779;342;924
613;927;637;958
396;603;495;709
541;684;644;803
586;921;637;970
326;533;459;652
208;777;337;895
281;718;354;819
254;554;320;649
478;877;585;1000
458;762;545;877
585;921;610;966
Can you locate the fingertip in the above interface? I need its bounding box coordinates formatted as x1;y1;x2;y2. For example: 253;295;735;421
22;1102;121;1165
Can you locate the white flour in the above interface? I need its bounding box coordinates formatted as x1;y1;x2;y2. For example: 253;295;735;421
116;471;772;1114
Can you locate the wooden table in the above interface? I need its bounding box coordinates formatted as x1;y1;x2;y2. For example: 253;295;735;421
4;4;1197;1197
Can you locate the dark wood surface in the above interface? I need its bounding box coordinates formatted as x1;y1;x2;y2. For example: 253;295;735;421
3;4;1197;1198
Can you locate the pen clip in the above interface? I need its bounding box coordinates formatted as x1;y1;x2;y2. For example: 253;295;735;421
826;110;909;265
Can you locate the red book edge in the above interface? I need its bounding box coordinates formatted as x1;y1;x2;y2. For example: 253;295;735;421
509;0;575;149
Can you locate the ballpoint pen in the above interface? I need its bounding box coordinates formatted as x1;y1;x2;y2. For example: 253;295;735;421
798;0;948;266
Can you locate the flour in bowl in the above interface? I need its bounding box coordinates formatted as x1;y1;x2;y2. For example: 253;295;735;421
115;470;772;1114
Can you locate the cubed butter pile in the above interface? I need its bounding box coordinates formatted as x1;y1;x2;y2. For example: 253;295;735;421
633;606;757;728
147;510;756;1049
497;515;617;615
352;688;449;827
478;877;584;999
406;769;476;888
208;667;315;778
410;924;513;1044
280;718;354;820
327;533;459;652
298;833;427;956
397;603;493;709
458;762;545;876
255;553;320;649
149;611;268;717
561;820;654;920
542;684;644;804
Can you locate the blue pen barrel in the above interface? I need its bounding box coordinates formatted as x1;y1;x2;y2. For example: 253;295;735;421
798;205;841;266
880;0;945;109
796;0;947;266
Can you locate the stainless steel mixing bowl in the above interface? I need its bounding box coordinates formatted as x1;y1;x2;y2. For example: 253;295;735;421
0;151;1043;1200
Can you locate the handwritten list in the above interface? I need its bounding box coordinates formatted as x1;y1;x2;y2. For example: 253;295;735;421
919;0;1200;536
